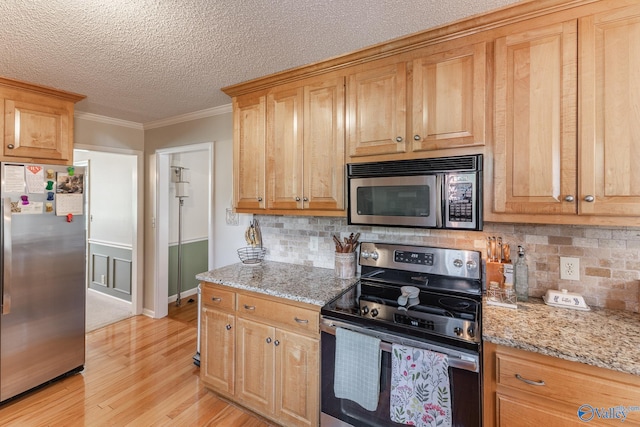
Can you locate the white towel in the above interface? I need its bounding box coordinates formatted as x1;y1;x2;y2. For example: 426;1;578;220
390;344;452;427
333;327;381;411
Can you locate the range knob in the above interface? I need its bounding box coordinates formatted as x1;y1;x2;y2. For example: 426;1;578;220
371;251;379;261
370;308;379;318
361;250;370;259
467;327;475;338
453;327;463;336
361;306;369;315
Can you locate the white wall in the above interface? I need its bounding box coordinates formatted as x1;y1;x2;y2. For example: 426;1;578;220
169;151;209;245
74;150;136;246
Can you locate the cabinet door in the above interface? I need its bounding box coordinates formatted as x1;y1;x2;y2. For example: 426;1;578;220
233;93;266;210
579;4;640;216
266;86;304;210
3;95;72;162
493;21;578;215
274;329;319;427
235;317;275;415
201;307;235;395
412;42;487;151
304;77;345;211
497;394;586;426
347;62;407;158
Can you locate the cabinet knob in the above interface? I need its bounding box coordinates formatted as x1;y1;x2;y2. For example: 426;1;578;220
225;324;232;330
266;337;272;343
295;196;301;201
395;136;403;143
303;197;308;202
564;195;575;202
257;197;263;202
274;340;280;346
7;144;14;149
584;195;595;202
413;135;421;141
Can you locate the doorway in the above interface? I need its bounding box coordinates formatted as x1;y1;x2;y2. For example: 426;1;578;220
154;143;214;319
74;146;144;328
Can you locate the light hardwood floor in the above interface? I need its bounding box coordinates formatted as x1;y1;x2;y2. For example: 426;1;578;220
0;296;274;426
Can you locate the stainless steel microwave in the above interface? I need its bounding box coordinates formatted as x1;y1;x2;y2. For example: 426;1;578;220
347;154;483;230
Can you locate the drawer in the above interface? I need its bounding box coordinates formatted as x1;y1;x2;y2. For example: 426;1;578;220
495;351;640;408
201;284;235;312
237;293;319;335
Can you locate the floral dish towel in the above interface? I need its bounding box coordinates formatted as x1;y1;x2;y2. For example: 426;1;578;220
390;344;452;427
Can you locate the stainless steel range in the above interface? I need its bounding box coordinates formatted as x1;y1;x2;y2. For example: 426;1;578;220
320;242;483;427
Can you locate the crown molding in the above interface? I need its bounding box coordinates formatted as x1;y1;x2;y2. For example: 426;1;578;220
74;111;144;130
143;104;233;130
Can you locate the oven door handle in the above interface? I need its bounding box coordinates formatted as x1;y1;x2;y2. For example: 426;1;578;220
321;318;479;372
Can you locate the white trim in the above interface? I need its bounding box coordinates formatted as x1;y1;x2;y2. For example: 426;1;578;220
168;236;208;246
87;239;134;250
154;142;214;319
143;104;232;129
167;287;198;303
87;288;133;307
74;111;143;130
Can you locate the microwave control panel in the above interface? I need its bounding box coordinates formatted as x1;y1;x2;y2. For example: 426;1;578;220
446;173;477;228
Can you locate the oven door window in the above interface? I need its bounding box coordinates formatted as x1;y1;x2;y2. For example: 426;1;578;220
350;175;438;228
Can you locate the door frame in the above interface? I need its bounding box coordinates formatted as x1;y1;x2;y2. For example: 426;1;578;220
153;142;214;318
74;145;144;316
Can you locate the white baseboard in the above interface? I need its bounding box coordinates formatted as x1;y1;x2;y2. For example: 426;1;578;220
168;287;198;303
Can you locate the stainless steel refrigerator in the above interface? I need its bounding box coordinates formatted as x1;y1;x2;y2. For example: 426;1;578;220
0;162;86;402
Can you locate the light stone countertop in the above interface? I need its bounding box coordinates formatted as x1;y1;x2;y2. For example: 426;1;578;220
196;261;358;307
483;298;640;376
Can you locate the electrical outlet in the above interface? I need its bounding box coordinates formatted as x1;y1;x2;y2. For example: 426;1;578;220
560;257;580;281
309;236;319;251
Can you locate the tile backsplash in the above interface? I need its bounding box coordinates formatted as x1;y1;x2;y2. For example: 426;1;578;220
256;215;640;312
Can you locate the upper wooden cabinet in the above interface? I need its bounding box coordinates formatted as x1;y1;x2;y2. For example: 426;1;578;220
346;42;487;161
579;4;640;217
490;3;640;224
266;76;345;212
0;77;85;165
492;21;578;216
233;92;266;211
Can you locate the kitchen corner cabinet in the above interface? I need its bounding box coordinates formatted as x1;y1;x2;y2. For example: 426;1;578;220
346;42;487;161
491;3;640;223
233;92;267;211
0;77;85;165
266;76;345;212
483;342;640;426
200;282;320;427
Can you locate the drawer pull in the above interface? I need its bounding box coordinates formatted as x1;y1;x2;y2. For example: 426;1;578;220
515;373;545;386
294;317;309;324
211;297;222;302
243;304;256;311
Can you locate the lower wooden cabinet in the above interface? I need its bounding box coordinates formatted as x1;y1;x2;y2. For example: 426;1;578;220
483;342;640;426
200;282;320;427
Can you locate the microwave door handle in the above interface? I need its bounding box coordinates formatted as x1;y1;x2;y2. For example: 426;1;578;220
436;175;444;228
2;197;11;315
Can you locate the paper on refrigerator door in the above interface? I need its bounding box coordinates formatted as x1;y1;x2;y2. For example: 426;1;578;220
4;165;26;193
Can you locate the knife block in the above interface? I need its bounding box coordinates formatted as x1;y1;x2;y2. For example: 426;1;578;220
486;261;506;287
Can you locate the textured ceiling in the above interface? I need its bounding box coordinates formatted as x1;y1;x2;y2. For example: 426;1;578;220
0;0;521;124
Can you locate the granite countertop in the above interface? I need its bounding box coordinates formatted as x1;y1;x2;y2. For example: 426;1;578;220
196;261;358;307
483;298;640;376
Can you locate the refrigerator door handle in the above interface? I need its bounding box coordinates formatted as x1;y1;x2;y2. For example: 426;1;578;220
2;197;11;314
